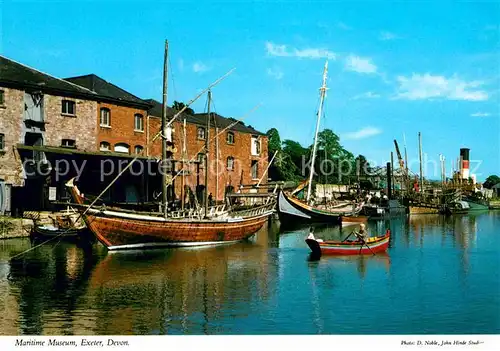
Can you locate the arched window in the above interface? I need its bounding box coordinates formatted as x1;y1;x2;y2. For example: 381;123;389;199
227;156;234;171
100;108;111;127
134;113;144;131
134;145;144;154
100;141;110;151
114;143;130;154
227;131;235;144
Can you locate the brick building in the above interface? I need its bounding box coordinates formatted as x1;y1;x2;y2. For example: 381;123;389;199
146;100;269;202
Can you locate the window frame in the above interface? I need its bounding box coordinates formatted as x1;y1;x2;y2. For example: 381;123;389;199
227;156;234;171
251;136;261;156
134;113;144;132
0;133;5;150
226;131;235;145
100;108;111;127
61;99;76;116
61;138;76;148
251;160;259;180
114;143;130;154
100;141;111;152
0;90;5;106
197;127;206;140
134;145;144;154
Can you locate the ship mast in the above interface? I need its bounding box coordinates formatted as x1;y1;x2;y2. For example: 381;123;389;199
204;90;212;217
306;60;328;203
161;40;169;218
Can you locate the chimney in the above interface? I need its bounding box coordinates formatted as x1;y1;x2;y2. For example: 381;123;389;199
460;148;470;180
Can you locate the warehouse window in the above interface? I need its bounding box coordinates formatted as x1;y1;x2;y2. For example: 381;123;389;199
100;108;111;127
0;90;4;105
134;145;144;154
227;156;234;171
251;160;259;179
100;142;110;151
62;100;76;115
0;133;5;150
227;131;235;144
61;139;76;148
114;143;130;154
197;127;206;140
134;114;144;131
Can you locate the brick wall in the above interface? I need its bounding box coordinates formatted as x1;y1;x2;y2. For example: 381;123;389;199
97;102;149;153
44;95;97;151
147;114;269;201
0;88;24;186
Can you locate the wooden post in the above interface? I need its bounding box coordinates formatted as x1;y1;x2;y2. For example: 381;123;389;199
204;90;211;217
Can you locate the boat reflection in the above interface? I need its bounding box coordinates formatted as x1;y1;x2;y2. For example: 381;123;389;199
86;228;278;335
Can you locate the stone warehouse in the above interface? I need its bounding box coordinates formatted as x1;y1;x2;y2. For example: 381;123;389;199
0;55;269;215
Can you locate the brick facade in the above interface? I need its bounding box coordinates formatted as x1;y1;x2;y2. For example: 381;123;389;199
147;114;269;201
0;88;25;186
97;102;149;153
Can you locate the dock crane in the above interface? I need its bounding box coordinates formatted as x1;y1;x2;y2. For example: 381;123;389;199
394;139;409;191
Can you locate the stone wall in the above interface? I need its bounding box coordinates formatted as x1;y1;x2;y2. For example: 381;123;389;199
44;95;97;151
0;88;25;186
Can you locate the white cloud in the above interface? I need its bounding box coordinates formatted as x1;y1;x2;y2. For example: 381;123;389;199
394;74;489;101
267;67;284;80
344;127;382;140
471;112;491;117
265;42;337;60
351;91;381;100
192;61;209;73
337;22;352;30
345;55;377;74
379;31;399;41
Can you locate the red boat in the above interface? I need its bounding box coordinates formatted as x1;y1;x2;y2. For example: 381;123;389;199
305;230;391;256
67;180;274;250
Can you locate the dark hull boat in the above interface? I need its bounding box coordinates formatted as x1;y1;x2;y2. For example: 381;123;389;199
305;232;390;256
277;190;362;226
68;180;274;250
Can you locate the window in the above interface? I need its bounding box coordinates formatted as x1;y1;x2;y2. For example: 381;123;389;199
62;100;76;115
251;160;259;179
100;108;111;127
100;142;110;151
197;153;205;167
134;114;144;131
197;127;206;140
227;156;234;171
0;90;4;105
114;143;130;154
227;131;235;144
61;139;76;148
134;145;144;154
251;136;260;155
0;133;4;150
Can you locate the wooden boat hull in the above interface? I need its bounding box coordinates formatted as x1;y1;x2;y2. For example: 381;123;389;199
32;226;85;238
340;215;368;224
68;181;272;250
305;234;390;256
409;206;440;215
277;191;343;225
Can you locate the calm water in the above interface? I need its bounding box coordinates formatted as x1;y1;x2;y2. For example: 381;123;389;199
0;212;499;335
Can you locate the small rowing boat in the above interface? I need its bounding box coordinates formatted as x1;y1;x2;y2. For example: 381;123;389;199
305;229;390;256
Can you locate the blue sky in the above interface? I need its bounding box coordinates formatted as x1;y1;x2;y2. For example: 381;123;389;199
1;0;499;180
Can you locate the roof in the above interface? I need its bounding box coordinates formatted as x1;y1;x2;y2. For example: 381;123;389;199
65;74;151;109
0;55;95;97
146;99;266;136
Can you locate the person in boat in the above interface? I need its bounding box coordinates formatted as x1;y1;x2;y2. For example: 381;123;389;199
307;226;315;240
354;223;368;242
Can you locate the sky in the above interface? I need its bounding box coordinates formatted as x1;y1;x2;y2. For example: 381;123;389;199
1;0;499;180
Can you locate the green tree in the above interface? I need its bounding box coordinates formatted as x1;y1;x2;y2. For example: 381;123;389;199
172;101;195;115
483;175;500;189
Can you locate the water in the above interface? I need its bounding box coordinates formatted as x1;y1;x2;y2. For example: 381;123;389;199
0;212;499;335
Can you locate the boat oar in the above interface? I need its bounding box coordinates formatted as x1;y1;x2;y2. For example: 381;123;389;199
354;232;376;256
342;231;354;242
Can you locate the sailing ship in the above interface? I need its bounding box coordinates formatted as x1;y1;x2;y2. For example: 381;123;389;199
276;61;363;225
67;40;274;250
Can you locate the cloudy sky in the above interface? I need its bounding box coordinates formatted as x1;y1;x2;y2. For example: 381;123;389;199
1;0;499;180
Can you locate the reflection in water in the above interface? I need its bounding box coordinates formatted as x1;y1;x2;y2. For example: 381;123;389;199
0;212;498;335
